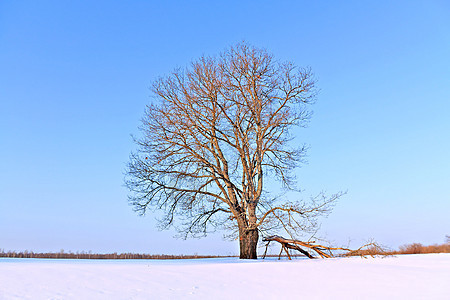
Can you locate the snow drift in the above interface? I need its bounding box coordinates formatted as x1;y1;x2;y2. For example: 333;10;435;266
1;254;449;299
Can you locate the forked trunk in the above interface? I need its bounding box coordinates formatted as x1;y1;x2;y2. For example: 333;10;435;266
239;228;259;259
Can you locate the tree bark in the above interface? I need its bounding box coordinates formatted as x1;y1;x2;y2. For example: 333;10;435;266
239;228;259;259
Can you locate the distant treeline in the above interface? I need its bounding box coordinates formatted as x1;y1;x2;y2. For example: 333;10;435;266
1;241;448;260
0;250;232;260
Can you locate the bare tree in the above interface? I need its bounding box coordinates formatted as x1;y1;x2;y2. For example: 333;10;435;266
126;42;341;259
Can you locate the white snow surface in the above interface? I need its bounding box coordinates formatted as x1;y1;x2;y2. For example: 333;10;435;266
1;254;449;299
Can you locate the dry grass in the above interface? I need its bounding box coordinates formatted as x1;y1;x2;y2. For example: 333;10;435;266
396;242;450;254
344;241;450;257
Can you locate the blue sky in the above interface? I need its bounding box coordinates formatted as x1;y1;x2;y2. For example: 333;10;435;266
1;0;449;255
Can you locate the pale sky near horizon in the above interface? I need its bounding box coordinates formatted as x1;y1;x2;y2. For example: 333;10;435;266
1;0;449;255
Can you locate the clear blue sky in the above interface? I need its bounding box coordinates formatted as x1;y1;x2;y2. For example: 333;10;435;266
1;0;449;255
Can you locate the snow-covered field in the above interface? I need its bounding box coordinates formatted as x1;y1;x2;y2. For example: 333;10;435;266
1;254;449;299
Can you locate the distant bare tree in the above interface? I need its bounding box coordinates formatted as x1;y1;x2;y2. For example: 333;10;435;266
126;42;342;259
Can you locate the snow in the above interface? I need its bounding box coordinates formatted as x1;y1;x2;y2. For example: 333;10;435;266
1;254;449;299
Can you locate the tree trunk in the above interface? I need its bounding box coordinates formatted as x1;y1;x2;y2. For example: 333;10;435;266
239;228;259;259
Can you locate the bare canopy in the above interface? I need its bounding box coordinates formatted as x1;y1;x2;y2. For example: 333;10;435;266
126;43;341;259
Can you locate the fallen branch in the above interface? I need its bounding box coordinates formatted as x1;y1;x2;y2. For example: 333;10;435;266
262;235;384;259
